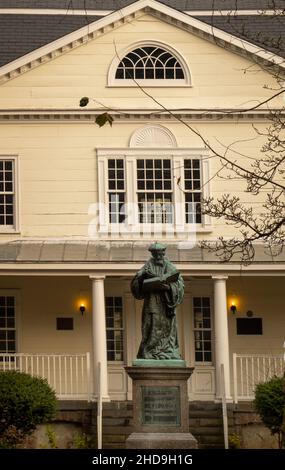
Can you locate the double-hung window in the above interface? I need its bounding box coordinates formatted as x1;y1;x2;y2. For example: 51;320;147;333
0;295;16;354
184;159;202;224
137;158;173;223
97;149;211;235
193;297;212;363
108;159;126;224
0;157;17;231
105;296;124;361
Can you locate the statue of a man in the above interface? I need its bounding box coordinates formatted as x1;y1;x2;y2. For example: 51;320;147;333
131;242;184;360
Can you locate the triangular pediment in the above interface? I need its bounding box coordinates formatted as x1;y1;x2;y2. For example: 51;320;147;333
0;0;284;85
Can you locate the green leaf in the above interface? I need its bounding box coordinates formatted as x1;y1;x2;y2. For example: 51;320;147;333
79;97;89;107
95;112;114;128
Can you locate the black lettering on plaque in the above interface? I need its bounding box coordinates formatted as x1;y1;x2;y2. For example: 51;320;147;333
141;386;181;426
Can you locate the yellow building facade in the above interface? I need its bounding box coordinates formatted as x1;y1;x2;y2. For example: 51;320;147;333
0;0;284;409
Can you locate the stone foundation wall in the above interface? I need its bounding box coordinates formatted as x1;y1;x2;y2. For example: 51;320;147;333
233;402;279;449
27;400;280;449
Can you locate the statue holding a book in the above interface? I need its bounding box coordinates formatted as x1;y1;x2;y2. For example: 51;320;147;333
131;242;184;360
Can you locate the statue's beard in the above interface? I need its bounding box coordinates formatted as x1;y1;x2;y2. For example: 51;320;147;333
154;259;164;266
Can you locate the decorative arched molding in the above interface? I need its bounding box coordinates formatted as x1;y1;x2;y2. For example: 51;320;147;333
108;40;192;87
129;125;177;147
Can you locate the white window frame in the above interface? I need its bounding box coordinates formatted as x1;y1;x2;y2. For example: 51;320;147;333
97;148;212;237
107;41;192;88
192;295;213;365
0;155;19;233
105;295;125;363
0;289;21;355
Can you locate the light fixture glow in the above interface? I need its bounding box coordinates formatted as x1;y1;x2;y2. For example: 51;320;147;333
79;303;86;315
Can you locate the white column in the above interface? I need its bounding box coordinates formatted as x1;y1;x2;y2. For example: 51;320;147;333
212;275;232;401
90;275;110;401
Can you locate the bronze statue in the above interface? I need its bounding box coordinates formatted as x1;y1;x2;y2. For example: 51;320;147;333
131;242;184;360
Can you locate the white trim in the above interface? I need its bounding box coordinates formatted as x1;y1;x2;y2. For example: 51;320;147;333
0;289;21;353
0;9;112;16
0;8;282;16
0;110;276;122
107;40;191;87
0;264;284;275
0;0;284;83
0;155;20;234
202;156;212;229
129;125;177;147
97;148;209;156
192;294;213;365
185;10;285;16
97;145;212;234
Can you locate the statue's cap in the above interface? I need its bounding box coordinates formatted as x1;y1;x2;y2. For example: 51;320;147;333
148;242;166;252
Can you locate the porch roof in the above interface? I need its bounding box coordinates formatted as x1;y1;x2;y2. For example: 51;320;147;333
0;240;284;265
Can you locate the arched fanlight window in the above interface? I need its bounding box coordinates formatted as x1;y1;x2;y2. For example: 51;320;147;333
116;46;184;80
108;42;191;86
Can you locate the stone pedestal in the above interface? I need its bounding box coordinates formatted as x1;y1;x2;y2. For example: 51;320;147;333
125;361;198;449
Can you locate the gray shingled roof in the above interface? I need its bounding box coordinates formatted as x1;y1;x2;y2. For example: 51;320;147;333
0;1;284;67
0;14;101;67
0;241;284;264
1;1;285;10
196;15;285;58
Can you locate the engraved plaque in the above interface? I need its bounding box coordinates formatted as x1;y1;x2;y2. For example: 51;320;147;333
141;385;181;426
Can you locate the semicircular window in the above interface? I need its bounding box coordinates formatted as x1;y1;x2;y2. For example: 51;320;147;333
115;46;185;80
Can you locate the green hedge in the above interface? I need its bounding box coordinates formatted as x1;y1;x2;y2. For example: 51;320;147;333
254;375;285;448
0;370;57;437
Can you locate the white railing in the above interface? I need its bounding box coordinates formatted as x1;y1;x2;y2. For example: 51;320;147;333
0;353;91;401
233;353;284;403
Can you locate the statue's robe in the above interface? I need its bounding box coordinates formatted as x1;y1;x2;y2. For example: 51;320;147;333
131;257;184;359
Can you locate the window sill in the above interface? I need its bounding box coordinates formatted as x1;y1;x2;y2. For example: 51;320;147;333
194;363;214;367
0;229;21;234
107;361;124;366
107;82;193;88
97;223;213;236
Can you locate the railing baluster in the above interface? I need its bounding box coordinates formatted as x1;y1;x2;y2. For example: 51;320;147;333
251;357;254;396
233;353;283;402
81;356;84;397
240;357;244;397
69;356;74;395
30;355;34;377
75;356;79;397
86;352;91;402
64;356;67;396
59;357;62;397
233;353;238;403
53;356;56;391
47;356;50;385
0;353;96;401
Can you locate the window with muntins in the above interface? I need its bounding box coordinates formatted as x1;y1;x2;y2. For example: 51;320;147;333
0;159;15;228
115;46;185;80
99;149;211;234
184;159;202;224
108;159;126;223
0;296;16;353
137;158;173;223
193;297;212;363
105;297;124;361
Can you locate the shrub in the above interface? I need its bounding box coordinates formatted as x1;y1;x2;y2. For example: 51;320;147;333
0;370;57;447
72;432;96;449
228;433;241;449
254;375;285;448
0;425;25;449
